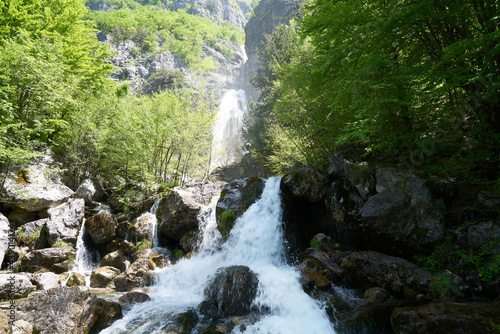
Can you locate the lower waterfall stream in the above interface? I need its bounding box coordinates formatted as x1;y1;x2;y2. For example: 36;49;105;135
100;177;336;334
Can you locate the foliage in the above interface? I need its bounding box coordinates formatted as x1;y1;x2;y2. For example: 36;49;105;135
52;240;73;248
428;272;461;300
220;209;236;224
136;238;152;252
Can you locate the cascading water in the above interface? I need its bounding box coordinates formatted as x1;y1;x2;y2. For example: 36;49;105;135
100;177;336;334
71;219;100;285
211;89;248;169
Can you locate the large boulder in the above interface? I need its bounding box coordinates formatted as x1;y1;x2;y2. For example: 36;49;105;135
44;198;85;246
0;213;10;268
18;247;75;274
100;250;128;272
118;290;151;304
202;265;258;316
391;300;500;334
74;178;109;205
340;251;433;298
0;274;36;300
90;266;121;288
85;212;118;245
114;258;155;292
0;311;11;334
15;286;121;334
128;213;156;243
359;168;445;256
1;153;74;212
216;177;265;238
280;166;330;203
7;207;37;228
30;272;61;290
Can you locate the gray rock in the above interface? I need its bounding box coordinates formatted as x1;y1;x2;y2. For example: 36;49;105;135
364;287;393;305
15;286;121;334
280;166;330;203
1;153;74;212
7;208;37;228
360;169;445;255
0;310;11;334
65;272;85;287
0;274;36;300
12;320;33;334
18;247;75;274
85;212;118;245
100;250;127;272
202;265;258;316
45;198;85;246
90;266;121;288
128;214;156;243
0;213;10;269
340;251;433;298
467;221;500;249
74;178;108;205
114;258;155;292
30;272;60;290
118;290;151;304
169;0;247;29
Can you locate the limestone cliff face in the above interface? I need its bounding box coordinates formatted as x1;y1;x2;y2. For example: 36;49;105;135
169;0;248;29
242;0;302;101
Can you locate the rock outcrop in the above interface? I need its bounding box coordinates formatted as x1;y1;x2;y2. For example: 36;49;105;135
90;266;121;288
85;212;118;245
0;274;35;300
0;213;10;268
44;198;85;246
18;247;75;274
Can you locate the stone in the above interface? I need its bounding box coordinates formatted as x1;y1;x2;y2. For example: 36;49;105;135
44;198;85;246
1;153;74;212
202;265;258;316
90;266;121;288
30;272;60;290
18;247;75;274
74;178;108;205
7;208;37;228
298;260;331;289
391;300;500;334
0;274;35;300
359;168;445;256
216;177;265;239
118;290;151;304
364;287;393;305
179;230;199;253
0;310;12;334
85;212;117;245
467;221;500;249
0;213;10;269
12;320;33;334
65;272;85;287
15;286;121;334
128;213;155;243
114;258;155;292
100;250;127;272
310;233;341;253
280;166;330;203
340;251;433;298
304;248;344;283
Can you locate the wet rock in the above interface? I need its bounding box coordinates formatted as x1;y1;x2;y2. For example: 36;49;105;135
85;212;118;245
364;287;393;305
216;177;265;239
177;308;199;334
7;208;37;228
1;153;74;212
0;274;35;300
0;213;10;268
359;168;445;256
179;230;199;253
66;272;85;287
114;258;155;292
280;166;330;203
30;272;60;290
100;250;127;272
391;300;500;334
340;251;433;298
18;247;75;274
90;266;121;288
118;290;151;303
128;213;155;243
202;265;258;316
304;248;344;283
121;240;135;256
310;233;341;253
44;198;85;246
15;286;121;334
298;260;331;290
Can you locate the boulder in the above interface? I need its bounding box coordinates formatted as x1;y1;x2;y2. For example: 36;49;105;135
179;230;199;253
15;286;121;334
74;178;108;205
310;233;341;253
364;287;393;305
298;260;331;289
202;265;258;316
18;247;75;274
85;212;117;245
118;290;151;304
0;311;11;334
467;221;500;249
100;250;128;272
16;218;46;247
66;272;85;287
1;153;74;212
7;208;37;228
391;300;500;334
157;188;202;240
128;213;155;243
340;251;433;298
304;248;344;283
0;213;10;269
30;272;60;290
216;177;265;238
280;166;330;203
0;274;36;300
90;266;121;288
12;320;33;334
44;198;85;246
359;168;445;256
114;258;155;292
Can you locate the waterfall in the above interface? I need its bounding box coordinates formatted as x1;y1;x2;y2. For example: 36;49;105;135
71;219;100;285
150;199;161;248
211;89;248;170
100;177;336;334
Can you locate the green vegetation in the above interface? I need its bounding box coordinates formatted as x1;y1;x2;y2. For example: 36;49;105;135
52;240;73;248
84;1;244;70
245;0;500;187
220;209;236;224
136;238;152;252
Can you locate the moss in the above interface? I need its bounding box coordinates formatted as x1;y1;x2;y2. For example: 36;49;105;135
136;238;152;253
220;209;236;223
16;169;31;185
52;240;72;248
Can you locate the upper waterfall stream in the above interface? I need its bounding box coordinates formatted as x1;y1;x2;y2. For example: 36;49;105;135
100;177;335;334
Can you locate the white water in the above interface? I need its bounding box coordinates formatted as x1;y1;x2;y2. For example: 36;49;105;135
211;89;248;169
71;219;100;286
100;177;336;334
